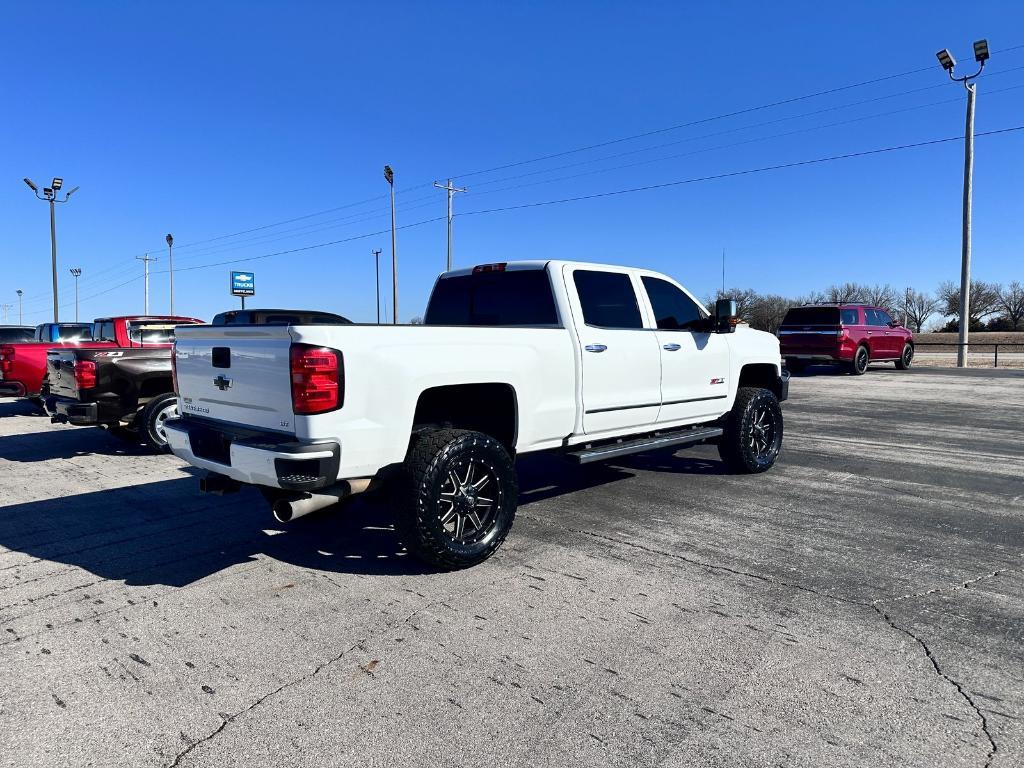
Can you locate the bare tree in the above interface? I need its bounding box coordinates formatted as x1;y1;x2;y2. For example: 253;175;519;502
996;281;1024;330
860;283;897;310
825;282;863;303
937;280;1002;324
903;288;941;332
748;294;792;334
709;287;760;323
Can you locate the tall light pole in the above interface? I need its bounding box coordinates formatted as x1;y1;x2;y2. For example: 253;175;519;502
16;290;23;325
69;268;83;321
384;165;398;324
937;39;989;367
433;178;467;272
372;248;382;324
166;234;175;315
136;254;158;314
23;177;80;323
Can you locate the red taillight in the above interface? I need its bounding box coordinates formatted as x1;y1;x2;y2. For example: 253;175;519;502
171;348;179;394
0;346;13;374
472;263;507;274
74;359;97;390
290;344;342;415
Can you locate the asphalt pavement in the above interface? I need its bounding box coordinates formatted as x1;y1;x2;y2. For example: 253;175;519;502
1;364;1021;767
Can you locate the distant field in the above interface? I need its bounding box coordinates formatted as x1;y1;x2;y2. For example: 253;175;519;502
914;332;1024;369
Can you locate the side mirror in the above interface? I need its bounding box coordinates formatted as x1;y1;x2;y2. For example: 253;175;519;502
714;298;738;333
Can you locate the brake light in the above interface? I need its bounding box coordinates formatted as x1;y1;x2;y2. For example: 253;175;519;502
74;359;97;390
472;263;507;274
0;346;13;374
171;348;179;394
290;344;342;415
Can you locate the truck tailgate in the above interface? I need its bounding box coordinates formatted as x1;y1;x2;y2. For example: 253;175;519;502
174;326;296;434
46;350;81;399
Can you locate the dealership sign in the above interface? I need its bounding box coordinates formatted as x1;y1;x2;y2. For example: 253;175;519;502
230;271;255;297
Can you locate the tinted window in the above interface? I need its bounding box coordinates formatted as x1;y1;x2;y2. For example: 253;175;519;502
127;322;176;345
56;324;93;341
95;322;117;342
573;270;643;329
840;308;860;325
425;270;559;326
0;328;34;343
875;309;894;326
781;307;840;326
865;309;890;327
642;277;705;330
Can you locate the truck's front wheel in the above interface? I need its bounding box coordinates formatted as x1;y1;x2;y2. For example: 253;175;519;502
394;428;518;570
718;387;783;473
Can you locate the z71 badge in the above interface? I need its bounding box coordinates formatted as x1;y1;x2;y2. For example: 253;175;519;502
710;377;725;385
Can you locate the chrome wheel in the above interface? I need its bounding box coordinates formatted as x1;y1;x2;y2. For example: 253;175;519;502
438;458;501;544
152;399;179;444
748;404;778;460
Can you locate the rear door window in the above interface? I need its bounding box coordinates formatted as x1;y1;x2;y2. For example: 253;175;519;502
641;276;705;330
573;270;643;329
95;321;117;342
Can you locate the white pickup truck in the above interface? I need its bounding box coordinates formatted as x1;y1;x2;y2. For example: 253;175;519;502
167;260;789;569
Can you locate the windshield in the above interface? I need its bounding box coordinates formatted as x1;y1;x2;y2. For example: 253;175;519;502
781;307;841;326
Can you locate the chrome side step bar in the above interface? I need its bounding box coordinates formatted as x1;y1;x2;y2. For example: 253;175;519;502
565;426;723;465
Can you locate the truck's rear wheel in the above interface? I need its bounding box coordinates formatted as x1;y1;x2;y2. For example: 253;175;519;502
393;428;517;570
140;393;179;453
718;387;783;473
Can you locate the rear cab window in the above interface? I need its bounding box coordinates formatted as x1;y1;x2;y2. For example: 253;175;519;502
127;322;178;345
425;267;560;326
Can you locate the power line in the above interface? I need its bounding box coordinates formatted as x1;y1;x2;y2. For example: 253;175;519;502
457;125;1024;218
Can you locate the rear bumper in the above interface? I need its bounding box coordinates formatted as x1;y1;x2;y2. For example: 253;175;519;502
165;417;341;491
49;397;99;426
0;381;27;397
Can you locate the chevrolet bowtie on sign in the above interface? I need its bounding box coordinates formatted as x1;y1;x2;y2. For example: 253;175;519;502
230;271;255;297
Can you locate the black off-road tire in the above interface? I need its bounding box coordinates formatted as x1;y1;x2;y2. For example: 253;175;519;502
895;343;914;370
718;387;784;474
139;392;179;453
848;345;869;376
393;428;518;570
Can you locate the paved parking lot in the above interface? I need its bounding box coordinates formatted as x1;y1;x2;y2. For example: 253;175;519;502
1;366;1022;767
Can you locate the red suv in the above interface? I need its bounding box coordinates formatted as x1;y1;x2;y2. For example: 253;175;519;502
778;304;914;375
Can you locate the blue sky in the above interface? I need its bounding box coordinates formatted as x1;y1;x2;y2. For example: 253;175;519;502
2;1;1022;324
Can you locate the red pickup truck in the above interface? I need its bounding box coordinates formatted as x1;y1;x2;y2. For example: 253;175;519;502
0;317;195;401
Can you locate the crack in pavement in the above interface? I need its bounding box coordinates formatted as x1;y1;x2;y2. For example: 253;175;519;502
165;602;435;768
875;568;1020;605
870;603;997;768
526;515;1002;766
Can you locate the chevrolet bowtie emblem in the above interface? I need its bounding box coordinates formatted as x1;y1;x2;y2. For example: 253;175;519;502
213;375;233;391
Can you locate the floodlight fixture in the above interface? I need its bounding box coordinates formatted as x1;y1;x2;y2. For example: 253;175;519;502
65;185;80;200
23;177;39;192
973;39;989;63
384;165;394;185
936;48;956;71
51;177;63;191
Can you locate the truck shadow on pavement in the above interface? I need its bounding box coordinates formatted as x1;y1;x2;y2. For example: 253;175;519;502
0;400;48;419
0;447;727;586
0;424;155;461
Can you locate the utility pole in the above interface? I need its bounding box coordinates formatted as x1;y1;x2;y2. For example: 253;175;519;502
721;248;726;294
166;234;175;315
384;165;398;324
136;254;158;314
69;268;82;321
16;290;23;325
1;304;11;323
372;249;382;324
23;177;80;322
937;39;989;367
433;178;467;272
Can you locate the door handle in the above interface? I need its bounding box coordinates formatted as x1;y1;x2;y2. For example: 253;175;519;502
662;343;681;351
584;344;607;353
